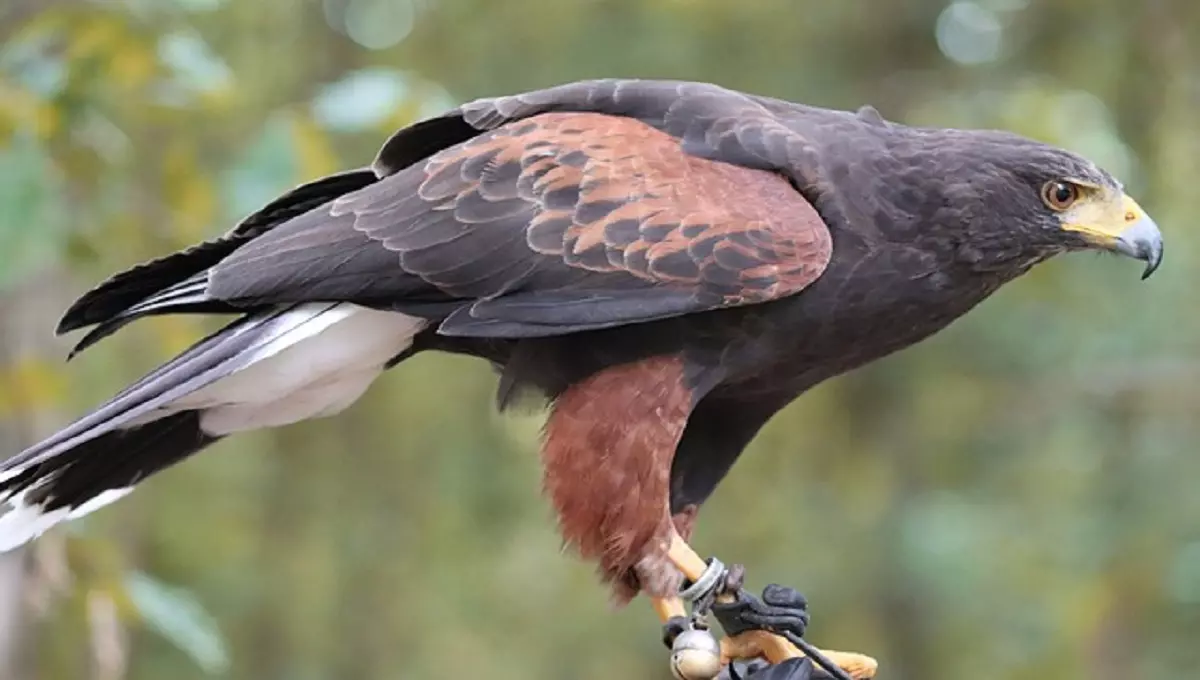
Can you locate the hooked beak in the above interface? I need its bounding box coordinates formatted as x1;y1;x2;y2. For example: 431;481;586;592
1113;201;1164;279
1063;194;1164;280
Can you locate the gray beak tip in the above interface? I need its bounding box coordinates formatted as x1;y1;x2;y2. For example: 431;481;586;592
1136;239;1164;280
1141;254;1162;280
1114;213;1164;280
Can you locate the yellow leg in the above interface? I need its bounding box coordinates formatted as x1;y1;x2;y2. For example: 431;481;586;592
653;595;688;622
665;534;879;680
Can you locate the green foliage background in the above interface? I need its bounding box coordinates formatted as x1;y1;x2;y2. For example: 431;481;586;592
0;1;1197;678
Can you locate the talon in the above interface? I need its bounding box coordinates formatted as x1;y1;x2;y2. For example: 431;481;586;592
656;536;877;680
712;587;874;680
712;584;810;639
724;563;746;593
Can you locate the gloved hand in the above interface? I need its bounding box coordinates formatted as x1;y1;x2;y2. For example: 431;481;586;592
711;584;810;639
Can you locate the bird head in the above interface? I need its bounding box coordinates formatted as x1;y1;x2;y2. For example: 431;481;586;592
1036;176;1163;279
876;127;1164;281
926;130;1161;279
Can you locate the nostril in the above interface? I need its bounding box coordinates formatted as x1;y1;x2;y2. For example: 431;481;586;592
1125;211;1137;222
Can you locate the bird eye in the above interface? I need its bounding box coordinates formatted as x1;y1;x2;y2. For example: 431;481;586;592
1041;181;1080;211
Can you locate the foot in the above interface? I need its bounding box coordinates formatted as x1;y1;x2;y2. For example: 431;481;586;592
711;583;810;639
659;536;877;680
710;583;877;680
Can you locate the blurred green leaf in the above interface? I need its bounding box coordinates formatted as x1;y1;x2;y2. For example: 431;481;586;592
0;134;67;291
310;68;416;132
125;570;232;676
221;114;299;218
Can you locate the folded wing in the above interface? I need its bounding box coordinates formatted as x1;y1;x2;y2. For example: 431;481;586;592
208;112;834;338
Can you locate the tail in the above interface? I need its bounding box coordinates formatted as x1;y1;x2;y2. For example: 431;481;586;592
0;302;425;551
0;412;219;551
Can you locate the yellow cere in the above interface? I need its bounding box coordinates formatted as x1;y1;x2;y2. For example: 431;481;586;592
1060;189;1147;244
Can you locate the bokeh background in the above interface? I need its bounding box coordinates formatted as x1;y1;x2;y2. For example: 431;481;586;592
0;1;1197;679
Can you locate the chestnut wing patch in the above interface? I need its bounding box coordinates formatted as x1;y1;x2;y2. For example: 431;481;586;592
209;113;833;338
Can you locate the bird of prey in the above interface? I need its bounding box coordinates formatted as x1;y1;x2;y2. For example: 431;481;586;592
0;79;1163;680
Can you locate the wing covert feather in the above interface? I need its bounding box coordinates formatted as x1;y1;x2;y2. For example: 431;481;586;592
211;112;833;337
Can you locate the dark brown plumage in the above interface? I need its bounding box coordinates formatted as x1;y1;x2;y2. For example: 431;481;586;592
207;111;832;336
0;78;1164;678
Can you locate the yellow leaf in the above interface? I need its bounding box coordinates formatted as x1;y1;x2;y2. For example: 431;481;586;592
33;100;62;140
151;317;204;357
107;44;159;90
162;141;216;239
0;88;21;143
0;357;68;416
65;14;122;62
0;83;53;140
289;113;339;181
0;111;13;145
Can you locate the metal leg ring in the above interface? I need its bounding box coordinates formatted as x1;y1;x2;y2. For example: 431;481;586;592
679;557;727;610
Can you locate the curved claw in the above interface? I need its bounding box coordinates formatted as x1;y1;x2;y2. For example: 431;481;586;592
712;584;810;639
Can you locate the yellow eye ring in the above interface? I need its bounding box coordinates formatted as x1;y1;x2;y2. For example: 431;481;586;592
1041;180;1080;211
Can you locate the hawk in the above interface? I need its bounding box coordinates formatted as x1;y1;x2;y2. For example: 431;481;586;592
0;80;1163;679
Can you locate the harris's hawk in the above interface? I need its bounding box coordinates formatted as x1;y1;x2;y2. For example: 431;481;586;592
0;79;1163;680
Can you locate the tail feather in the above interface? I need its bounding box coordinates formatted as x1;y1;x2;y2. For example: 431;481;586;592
0;412;216;551
13;302;350;473
0;301;371;551
11;313;266;474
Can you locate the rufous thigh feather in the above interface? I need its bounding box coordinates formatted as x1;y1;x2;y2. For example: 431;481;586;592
541;354;695;603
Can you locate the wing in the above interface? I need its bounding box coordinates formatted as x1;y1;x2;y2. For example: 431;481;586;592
56;169;380;337
56;112;483;355
376;79;829;187
207;111;833;338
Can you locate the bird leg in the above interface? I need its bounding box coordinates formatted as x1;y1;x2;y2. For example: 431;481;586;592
663;534;878;680
653;594;689;622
